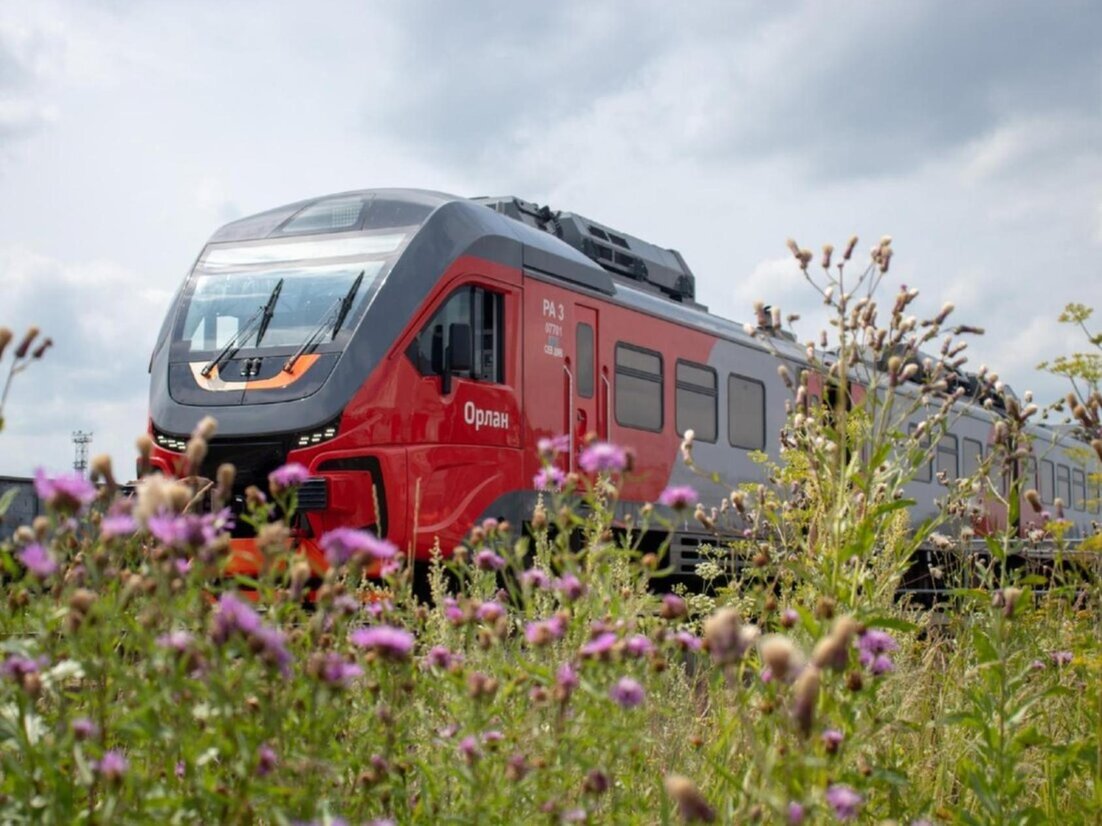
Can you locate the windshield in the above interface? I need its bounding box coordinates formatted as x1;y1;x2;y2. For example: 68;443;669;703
175;233;403;355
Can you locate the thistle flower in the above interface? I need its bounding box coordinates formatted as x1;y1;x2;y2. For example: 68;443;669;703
609;676;645;709
537;434;570;458
671;631;703;651
33;468;96;513
578;441;628;473
759;634;802;682
580;632;618;659
97;750;129;782
72;717;98;741
156;630;195;652
256;743;278;777
821;728;844;753
825;784;863;821
268;462;310;492
525;615;566;646
658;485;698;512
310;651;364;688
476;600;505;622
555;573;586;601
319;527;397;567
556;661;579;695
787;802;805;824
1051;650;1073;666
458;735;480;763
702;607;747;665
534;466;567;491
474;549;506;571
660;593;687;620
100;512;138;540
624;634;655;658
521;568;551;589
350;625;415;660
791;665;821;737
664;774;716;823
17;543;57;578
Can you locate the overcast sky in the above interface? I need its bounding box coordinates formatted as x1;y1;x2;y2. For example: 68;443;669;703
1;0;1100;477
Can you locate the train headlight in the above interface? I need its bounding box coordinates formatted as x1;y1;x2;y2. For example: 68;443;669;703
294;423;339;448
153;431;188;452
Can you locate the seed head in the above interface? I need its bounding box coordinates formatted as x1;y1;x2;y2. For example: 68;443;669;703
790;665;821;737
664;775;716;823
14;326;39;359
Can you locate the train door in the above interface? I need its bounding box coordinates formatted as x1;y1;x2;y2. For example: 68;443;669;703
571;304;606;465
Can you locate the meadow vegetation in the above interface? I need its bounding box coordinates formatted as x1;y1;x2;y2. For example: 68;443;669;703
0;243;1098;824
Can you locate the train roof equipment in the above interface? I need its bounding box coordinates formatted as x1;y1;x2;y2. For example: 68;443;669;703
474;196;703;310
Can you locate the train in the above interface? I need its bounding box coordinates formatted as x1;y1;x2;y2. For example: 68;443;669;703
144;188;1099;580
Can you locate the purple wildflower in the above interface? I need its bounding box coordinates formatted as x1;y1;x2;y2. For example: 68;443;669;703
425;646;461;670
869;654;894;676
671;630;703;651
314;652;363;688
268;462;310;491
660;593;687;620
476;600;505;622
825;784;863;821
350;625;415;660
482;729;504;745
555;573;586;601
211;593;263;643
319;527;397;567
72;717;98;740
156;630;194;652
97;750;129;781
657;485;698;511
443;597;466;625
822;728;844;753
534;466;566;491
458;735;480;763
521;568;551;589
556;662;579;694
33;468;96;513
787;802;806;824
624;634;655;658
253;625;293;675
760;666;774;684
148;508;232;550
525;615;566;646
175;760;186;779
474;549;506;571
857;629;898;655
1051;650;1073;666
100;513;137;539
2;654;46;680
609;676;645;709
256;743;278;777
581;632;618;658
579;441;628;474
537;434;570;458
562;809;588;823
17;543;57;578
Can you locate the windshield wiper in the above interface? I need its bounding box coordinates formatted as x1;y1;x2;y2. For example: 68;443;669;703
283;271;364;374
199;278;284;378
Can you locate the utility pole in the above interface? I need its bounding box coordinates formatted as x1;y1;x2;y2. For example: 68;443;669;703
72;430;93;476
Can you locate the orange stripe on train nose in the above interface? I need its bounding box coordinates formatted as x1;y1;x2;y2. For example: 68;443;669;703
245;354;320;390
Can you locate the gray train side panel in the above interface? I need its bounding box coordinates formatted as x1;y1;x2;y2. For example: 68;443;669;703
0;477;39;541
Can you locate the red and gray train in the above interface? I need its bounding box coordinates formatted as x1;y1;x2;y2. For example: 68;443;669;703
145;189;1099;580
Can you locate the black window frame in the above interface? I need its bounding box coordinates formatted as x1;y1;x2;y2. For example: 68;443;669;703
937;433;959;483
675;359;718;443
908;424;933;483
727;372;766;451
1039;459;1055;505
614;342;664;432
1071;468;1086;512
406;284;505;385
1056;464;1071;506
962;437;983;478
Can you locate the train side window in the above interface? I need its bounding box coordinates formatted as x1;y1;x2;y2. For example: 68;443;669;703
1056;464;1071;506
962;437;983;478
577;323;594;399
676;360;717;443
615;343;663;431
408;286;504;383
1090;479;1101;514
937;434;958;483
1071;469;1086;511
1039;459;1055;504
907;424;933;483
728;374;765;450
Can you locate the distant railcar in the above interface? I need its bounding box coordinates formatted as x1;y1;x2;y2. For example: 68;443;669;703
145;190;1100;579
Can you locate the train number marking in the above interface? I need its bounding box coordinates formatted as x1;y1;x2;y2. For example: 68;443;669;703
464;401;510;431
542;299;565;321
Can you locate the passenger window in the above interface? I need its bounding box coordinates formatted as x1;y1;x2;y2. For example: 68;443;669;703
676;360;717;443
1072;469;1086;511
1039;459;1055;504
577;323;594;399
615;343;663;431
408;286;504;383
1056;464;1071;506
908;424;933;483
937;434;959;483
1090;479;1101;514
962;437;983;478
728;374;765;450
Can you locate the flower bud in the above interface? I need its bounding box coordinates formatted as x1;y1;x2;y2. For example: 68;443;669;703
0;327;11;359
791;665;821;737
14;326;39;359
664;775;716;823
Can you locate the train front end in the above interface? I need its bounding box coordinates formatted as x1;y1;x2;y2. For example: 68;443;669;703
145;190;453;576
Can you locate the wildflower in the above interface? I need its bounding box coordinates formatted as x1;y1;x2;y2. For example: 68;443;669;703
253;626;293;675
211;593;263;642
537;434;570;458
671;631;703;651
72;717;98;741
702;607;746;665
781;608;799;628
97;750;129;782
256;743;278;776
521;568;551;589
101;504;137;539
534;466;566;491
584;769;610;795
350;625;415;660
268;462;310;492
148;508;232;550
555;662;579;700
156;630;195;652
425;646;461;670
822;728;844;754
760;634;802;683
868;655;893;676
660;593;687;620
624;634;655;658
580;632;618;659
578;441;628;473
458;735;480;764
812;616;859;672
993;586;1023;617
17;543;57;578
482;729;504;746
664;774;716;822
787;802;805;824
476;600;505;622
474;549;506;571
791;666;821;737
562;809;588;823
658;485;698;511
1051;650;1073;666
856;629;897;656
506;752;529;781
2;654;45;681
311;651;363;688
609;676;645;709
525;615;566;646
555;573;586;601
175;760;185;779
825;784;863;821
33;468;96;513
319;527;397;567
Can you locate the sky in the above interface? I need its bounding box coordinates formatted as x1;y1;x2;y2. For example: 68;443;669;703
0;0;1100;477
